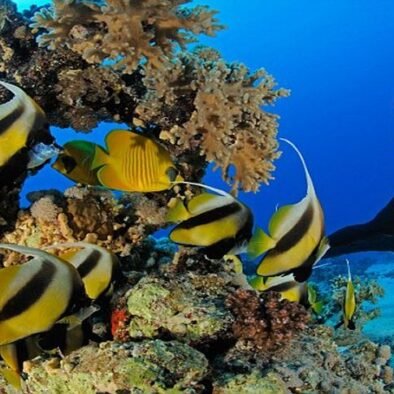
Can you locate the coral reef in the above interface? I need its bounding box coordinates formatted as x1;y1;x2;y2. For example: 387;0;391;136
23;340;209;393
225;289;309;357
0;0;286;192
125;272;234;345
138;48;289;191
32;0;222;74
0;186;169;266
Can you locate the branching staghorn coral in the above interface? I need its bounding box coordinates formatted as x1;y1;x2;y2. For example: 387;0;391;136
32;0;223;74
137;48;289;192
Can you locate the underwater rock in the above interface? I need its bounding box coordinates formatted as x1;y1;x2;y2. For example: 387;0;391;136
22;340;209;393
125;273;234;345
212;370;288;394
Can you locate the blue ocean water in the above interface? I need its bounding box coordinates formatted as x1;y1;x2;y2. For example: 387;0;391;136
17;0;393;237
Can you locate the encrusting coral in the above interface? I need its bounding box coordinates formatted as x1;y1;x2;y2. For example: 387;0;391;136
32;0;223;74
0;186;168;266
22;340;209;393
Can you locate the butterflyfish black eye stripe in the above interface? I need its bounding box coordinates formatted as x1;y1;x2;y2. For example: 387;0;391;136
176;202;241;230
76;249;101;278
269;203;314;255
0;102;24;135
0;260;56;322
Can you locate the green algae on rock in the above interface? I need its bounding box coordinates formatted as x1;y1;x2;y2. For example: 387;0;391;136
213;371;288;394
23;340;209;393
126;274;234;344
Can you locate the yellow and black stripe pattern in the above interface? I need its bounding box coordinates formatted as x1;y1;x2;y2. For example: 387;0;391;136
52;242;121;301
0;81;47;168
247;139;329;282
167;182;253;259
0;243;84;346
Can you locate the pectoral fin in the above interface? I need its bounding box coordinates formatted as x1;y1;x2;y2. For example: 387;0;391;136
0;368;22;390
96;165;129;190
166;198;191;223
247;227;277;260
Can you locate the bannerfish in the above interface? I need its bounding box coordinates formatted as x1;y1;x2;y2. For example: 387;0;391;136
249;273;308;304
247;139;329;282
91;129;183;192
166;182;254;259
0;243;85;345
339;259;356;330
45;242;121;301
52;140;101;186
0;81;47;168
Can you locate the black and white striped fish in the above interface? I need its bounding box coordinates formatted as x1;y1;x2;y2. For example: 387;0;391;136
166;182;254;259
0;81;47;169
247;139;329;282
0;243;85;346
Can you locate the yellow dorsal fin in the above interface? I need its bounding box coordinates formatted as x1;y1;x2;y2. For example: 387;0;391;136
105;129;142;153
166;198;191;223
247;227;277;260
187;193;231;216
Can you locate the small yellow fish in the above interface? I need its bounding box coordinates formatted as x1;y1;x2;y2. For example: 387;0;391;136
46;242;121;301
249;273;308;304
0;243;85;345
167;182;254;259
91;129;182;192
52;140;101;185
0;81;47;168
247;139;329;282
342;259;356;329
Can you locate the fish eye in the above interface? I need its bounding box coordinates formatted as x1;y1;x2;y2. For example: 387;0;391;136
61;155;77;173
166;167;179;182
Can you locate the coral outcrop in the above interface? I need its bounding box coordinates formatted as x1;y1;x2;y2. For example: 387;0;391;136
138;48;288;191
23;340;209;393
1;0;286;192
0;186;169;266
124;272;234;345
32;0;222;74
225;289;309;357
